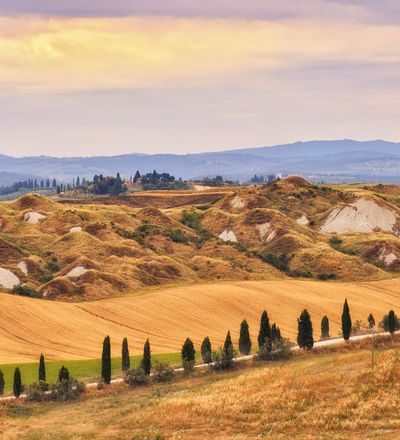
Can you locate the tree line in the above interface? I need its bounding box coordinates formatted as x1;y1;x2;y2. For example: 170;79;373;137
1;300;398;399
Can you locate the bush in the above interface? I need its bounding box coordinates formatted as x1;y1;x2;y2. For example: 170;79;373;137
58;366;70;383
46;261;60;273
258;338;292;361
124;367;149;388
180;210;203;231
152;361;175;382
25;382;48;402
182;359;195;375
317;273;337;281
39;273;53;284
211;348;235;371
329;236;342;246
49;378;85;402
12;285;40;298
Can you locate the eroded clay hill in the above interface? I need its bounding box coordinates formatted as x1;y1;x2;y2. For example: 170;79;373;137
2;179;400;300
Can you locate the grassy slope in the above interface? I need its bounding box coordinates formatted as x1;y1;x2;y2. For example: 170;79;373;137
2;342;400;439
1;279;400;363
0;352;204;394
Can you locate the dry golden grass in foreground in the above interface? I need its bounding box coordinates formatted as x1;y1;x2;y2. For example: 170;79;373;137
2;343;400;439
2;278;400;363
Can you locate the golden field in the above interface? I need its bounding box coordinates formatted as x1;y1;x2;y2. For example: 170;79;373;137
1;278;400;363
2;340;400;439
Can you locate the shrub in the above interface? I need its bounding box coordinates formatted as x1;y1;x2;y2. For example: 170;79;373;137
49;378;85;402
124;367;149;388
211;348;235;371
368;313;375;329
180;210;203;231
388;310;397;334
58;366;70;383
329;235;342;246
317;273;337;281
258;338;292;361
12;285;40;298
152;361;175;382
380;313;400;332
25;382;47;402
45;261;60;273
39;273;53;284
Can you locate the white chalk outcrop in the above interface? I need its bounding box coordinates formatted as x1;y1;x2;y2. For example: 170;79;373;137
296;215;309;225
0;268;20;289
378;249;398;266
319;198;398;235
231;196;245;209
17;261;28;276
66;266;88;278
24;212;46;224
69;226;82;233
256;222;276;242
219;230;238;242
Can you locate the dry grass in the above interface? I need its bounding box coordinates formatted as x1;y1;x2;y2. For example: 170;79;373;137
2;344;400;439
2;279;400;363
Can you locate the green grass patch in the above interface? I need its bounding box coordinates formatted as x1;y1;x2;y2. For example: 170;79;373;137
0;352;202;394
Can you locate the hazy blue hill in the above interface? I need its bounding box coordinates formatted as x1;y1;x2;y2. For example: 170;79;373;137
1;139;400;183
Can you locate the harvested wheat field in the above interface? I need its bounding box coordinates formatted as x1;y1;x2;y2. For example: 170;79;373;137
2;279;400;363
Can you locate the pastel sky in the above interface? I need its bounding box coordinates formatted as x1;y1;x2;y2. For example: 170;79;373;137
1;1;400;157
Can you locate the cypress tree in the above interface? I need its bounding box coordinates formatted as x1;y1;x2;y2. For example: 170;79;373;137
224;331;234;355
122;337;130;372
368;313;375;329
141;339;151;375
201;337;212;363
270;323;281;342
39;353;46;382
58;366;70;382
238;319;252;355
101;335;111;384
258;310;271;351
297;309;314;350
388;310;397;334
0;369;4;395
341;299;352;341
321;316;329;340
13;367;21;398
181;338;196;363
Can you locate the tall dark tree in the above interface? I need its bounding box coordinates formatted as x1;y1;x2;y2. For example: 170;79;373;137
321;316;329;340
102;336;112;384
341;299;352;341
122;337;130;372
238;319;252;355
181;338;196;363
39;353;46;382
297;309;314;350
133;170;141;183
258;310;271;350
388;310;397;334
58;366;70;382
201;337;212;363
224;331;234;355
141;339;151;375
13;367;22;398
270;323;281;342
368;313;375;329
0;369;4;395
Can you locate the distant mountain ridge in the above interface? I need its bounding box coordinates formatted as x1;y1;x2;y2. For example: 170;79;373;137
0;139;400;184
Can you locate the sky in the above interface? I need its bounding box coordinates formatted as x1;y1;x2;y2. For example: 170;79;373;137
0;1;400;157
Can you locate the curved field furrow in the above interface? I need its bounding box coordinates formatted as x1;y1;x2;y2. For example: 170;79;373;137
1;279;400;363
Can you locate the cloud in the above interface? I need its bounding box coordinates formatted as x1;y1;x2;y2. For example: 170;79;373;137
1;15;400;92
0;0;382;21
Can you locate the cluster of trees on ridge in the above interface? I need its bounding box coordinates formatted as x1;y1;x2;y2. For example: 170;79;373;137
0;177;58;196
2;299;398;401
